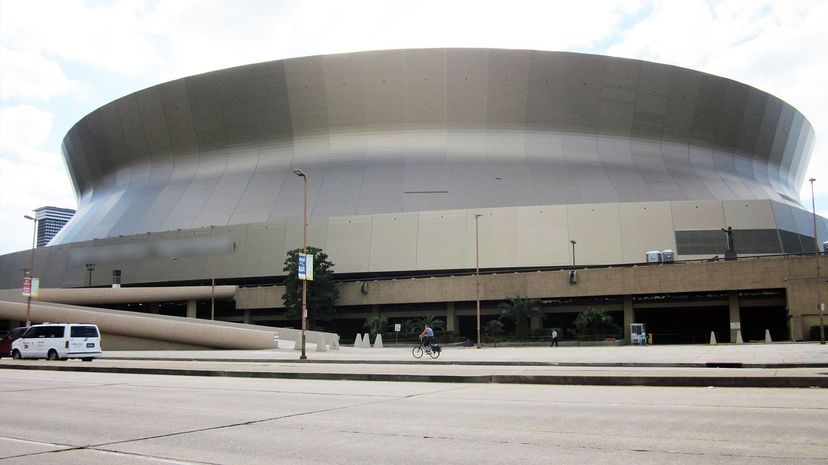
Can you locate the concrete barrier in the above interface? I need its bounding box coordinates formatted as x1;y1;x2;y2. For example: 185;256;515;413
736;330;743;344
361;333;371;348
374;334;383;348
315;332;328;352
353;333;363;348
709;331;717;344
765;329;772;343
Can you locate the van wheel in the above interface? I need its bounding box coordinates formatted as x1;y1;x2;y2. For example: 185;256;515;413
12;350;21;360
47;350;60;361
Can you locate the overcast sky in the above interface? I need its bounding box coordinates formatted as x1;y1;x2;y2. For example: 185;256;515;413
1;0;826;256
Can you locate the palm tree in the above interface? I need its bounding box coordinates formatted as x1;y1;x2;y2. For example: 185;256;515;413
363;316;388;338
497;297;542;338
403;315;446;336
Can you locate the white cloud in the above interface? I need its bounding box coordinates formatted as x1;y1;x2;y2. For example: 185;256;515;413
0;49;82;101
0;105;55;154
0;154;76;254
0;0;159;75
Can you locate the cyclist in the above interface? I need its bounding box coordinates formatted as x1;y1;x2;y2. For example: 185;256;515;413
420;324;434;353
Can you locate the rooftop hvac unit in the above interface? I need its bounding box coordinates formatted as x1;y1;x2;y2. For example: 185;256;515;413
662;249;675;262
645;251;663;263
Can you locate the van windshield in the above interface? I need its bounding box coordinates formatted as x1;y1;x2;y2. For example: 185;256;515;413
70;326;99;338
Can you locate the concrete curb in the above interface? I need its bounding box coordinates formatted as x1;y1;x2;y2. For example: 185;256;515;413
3;363;826;388
97;356;828;369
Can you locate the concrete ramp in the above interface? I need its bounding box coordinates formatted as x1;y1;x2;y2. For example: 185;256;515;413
0;298;334;351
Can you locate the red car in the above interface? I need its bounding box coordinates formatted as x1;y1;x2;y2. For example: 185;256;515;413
0;327;28;358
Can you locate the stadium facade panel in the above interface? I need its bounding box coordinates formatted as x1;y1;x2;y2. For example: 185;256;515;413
2;49;825;289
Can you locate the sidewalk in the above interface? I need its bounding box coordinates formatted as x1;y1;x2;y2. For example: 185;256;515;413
3;343;827;388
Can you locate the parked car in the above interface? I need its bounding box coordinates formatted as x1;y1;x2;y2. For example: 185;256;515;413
0;326;28;359
11;323;102;361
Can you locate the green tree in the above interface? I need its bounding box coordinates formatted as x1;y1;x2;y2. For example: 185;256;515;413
403;315;446;336
572;307;617;337
364;316;388;337
497;296;542;338
282;247;339;328
483;320;505;345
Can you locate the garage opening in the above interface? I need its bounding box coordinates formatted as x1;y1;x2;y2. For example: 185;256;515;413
634;306;730;344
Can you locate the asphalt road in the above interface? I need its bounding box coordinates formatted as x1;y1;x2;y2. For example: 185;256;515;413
1;370;826;465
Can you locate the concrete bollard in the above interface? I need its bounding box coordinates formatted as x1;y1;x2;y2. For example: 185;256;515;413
765;329;772;343
373;334;383;348
273;332;280;350
331;334;340;350
316;333;328;352
736;330;743;344
361;333;371;348
354;333;363;348
709;331;717;344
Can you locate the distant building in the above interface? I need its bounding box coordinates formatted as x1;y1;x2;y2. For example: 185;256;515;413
34;206;75;247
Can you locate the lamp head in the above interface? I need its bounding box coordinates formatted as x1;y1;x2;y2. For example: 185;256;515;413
809;177;816;183
292;169;306;177
24;215;35;221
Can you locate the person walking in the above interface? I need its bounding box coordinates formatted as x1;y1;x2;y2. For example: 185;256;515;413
550;329;559;347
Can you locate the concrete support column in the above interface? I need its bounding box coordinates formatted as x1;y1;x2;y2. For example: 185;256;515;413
446;302;456;332
371;304;380;317
623;295;634;343
729;290;740;343
243;308;251;325
530;315;543;331
187;300;197;319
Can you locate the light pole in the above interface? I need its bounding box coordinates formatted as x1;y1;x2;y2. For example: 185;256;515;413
475;213;482;349
293;168;308;360
210;255;216;321
23;215;37;326
809;178;824;344
85;263;95;287
570;240;577;267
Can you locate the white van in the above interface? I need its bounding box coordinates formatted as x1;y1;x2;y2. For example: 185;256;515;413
11;323;102;361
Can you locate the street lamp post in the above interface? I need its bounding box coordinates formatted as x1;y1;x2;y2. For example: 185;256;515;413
475;213;482;349
570;240;577;267
809;178;824;344
210;255;216;321
293;168;309;360
23;215;37;326
85;263;95;287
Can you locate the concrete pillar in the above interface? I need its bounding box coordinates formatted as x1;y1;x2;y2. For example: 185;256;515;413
187;300;197;319
530;315;542;331
728;290;740;343
623;295;634;343
371;304;380;317
446;302;457;332
243;309;251;325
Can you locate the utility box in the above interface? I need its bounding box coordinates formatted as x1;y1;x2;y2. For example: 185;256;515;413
662;249;675;262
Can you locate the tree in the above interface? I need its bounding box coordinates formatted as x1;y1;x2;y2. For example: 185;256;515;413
364;316;388;337
403;315;446;336
483;320;505;345
572;307;618;338
497;296;542;338
282;246;339;328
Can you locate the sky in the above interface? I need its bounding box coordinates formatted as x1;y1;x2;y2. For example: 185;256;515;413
1;0;826;256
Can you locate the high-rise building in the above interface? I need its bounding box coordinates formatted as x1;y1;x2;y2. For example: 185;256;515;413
33;206;75;247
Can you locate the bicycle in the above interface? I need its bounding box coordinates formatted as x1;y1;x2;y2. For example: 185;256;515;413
412;337;441;359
